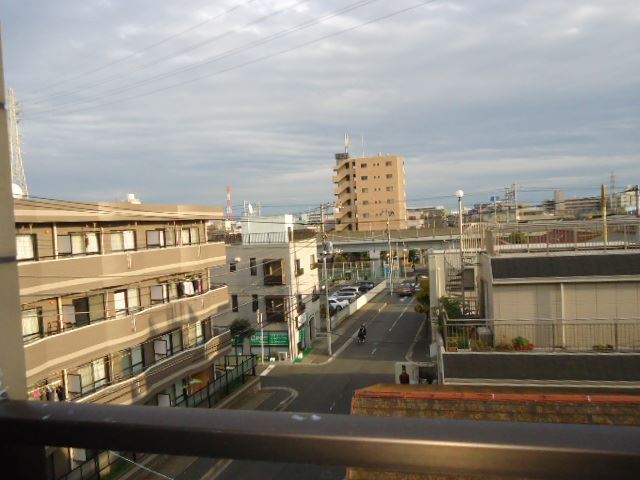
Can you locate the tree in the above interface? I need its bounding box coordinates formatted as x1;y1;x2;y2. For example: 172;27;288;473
230;318;255;340
439;296;462;319
507;231;528;244
414;279;430;314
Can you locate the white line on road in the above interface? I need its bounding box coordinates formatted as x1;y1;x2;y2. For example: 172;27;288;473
260;364;276;377
389;298;415;332
370;347;377;356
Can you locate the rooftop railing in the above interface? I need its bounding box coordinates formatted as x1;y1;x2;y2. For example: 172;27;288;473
0;399;639;479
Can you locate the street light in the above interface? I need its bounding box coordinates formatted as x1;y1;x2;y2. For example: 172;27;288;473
455;190;465;317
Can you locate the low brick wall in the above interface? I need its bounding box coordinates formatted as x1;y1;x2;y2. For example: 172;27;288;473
349;384;640;480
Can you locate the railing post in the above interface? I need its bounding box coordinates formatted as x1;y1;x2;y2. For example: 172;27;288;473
614;320;619;351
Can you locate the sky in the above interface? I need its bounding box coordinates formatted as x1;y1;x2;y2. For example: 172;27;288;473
2;0;639;214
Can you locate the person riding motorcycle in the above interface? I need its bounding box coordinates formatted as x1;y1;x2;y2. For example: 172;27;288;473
357;324;367;343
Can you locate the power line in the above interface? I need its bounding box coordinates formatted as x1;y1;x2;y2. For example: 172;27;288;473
28;0;438;118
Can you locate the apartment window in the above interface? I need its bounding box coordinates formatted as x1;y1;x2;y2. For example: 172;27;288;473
21;308;43;343
150;284;169;305
114;288;140;317
385;161;392;166
70;294;105;328
69;357;109;396
387;199;395;204
146;229;165;248
386;174;393;179
295;259;304;276
177;278;200;298
310;254;316;269
188;321;205;347
232;294;239;312
361;176;368;180
110;230;136;252
119;345;144;380
229;261;237;273
362;213;370;218
58;232;100;256
181;226;200;245
250;258;257;276
165;227;176;246
361;188;369;193
153;329;183;362
252;294;259;312
16;234;37;261
362;200;370;205
386;186;394;192
360;163;368;168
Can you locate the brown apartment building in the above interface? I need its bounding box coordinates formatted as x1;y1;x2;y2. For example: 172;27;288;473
13;198;240;478
333;153;407;231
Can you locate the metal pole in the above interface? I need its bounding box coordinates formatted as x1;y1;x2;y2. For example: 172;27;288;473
457;194;465;317
635;185;639;218
387;212;393;295
321;205;332;356
257;310;264;364
601;184;608;247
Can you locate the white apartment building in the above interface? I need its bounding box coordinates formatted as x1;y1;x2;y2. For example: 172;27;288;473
217;216;321;361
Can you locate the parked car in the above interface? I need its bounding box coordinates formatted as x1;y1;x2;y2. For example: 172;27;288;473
357;281;375;291
396;281;415;297
333;291;359;303
328;298;349;310
336;286;360;296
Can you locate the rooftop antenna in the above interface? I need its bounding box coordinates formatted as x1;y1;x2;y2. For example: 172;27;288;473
344;132;350;154
7;88;28;197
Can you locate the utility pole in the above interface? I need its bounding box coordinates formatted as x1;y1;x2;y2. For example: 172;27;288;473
386;211;393;295
257;309;264;364
601;184;608;246
456;190;465;317
635;185;640;218
320;204;332;356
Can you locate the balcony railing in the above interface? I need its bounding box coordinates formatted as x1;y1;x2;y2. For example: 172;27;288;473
18;241;226;299
209;229;317;245
73;327;231;404
1;399;639;480
23;286;230;385
442;318;640;352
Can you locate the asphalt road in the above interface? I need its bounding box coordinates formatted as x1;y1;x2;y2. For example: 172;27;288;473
213;290;424;480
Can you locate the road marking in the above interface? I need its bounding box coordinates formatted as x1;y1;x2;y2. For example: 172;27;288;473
370;347;377;356
389;298;415;332
260;364;276;377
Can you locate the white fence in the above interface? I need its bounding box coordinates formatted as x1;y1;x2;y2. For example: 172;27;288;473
331;281;388;330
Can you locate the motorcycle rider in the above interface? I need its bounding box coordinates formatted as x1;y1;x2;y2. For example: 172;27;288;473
357;324;367;343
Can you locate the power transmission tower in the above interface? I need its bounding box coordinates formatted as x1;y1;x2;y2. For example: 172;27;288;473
6;88;28;196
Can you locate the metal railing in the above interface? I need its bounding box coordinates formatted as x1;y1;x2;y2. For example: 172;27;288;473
209;229;317;245
1;398;640;480
443;319;640;352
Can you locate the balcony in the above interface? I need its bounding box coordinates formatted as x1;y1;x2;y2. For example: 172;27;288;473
18;242;226;300
23;286;230;385
75;327;231;405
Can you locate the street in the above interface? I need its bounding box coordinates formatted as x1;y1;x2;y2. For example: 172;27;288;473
213;290;424;480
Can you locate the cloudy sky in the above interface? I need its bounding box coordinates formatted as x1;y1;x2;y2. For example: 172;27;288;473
2;0;639;213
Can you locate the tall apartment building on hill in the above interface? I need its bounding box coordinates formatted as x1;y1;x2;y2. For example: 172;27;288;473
333;153;407;231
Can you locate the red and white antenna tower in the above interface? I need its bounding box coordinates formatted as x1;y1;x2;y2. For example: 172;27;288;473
226;185;233;220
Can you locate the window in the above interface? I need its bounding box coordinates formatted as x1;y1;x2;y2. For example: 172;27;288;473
21;308;43;343
250;258;257;276
361;188;369;193
150;284;169;305
58;232;100;256
114;288;140;317
360;163;368;168
110;230;136;252
119;345;144;380
73;357;109;396
385;161;392;166
363;213;370;218
386;186;394;192
295;259;304;276
362;201;370;205
387;199;395;204
146;230;165;248
16;234;37;261
252;294;259;312
230;262;237;273
361;176;368;180
310;254;316;269
178;279;199;298
232;294;238;312
188;322;205;347
165;227;176;246
181;226;200;245
386;174;393;179
153;329;183;361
